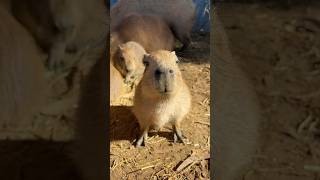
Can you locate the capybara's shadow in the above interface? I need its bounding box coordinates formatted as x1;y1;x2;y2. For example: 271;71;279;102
110;106;177;143
0;140;81;180
110;105;138;142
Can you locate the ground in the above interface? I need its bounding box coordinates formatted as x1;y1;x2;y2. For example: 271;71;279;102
110;33;210;179
219;2;320;180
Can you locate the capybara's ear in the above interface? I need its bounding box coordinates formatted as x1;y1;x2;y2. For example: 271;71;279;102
143;54;150;67
176;57;180;64
171;51;176;55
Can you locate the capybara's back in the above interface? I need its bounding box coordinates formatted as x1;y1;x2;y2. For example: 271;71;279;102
0;5;46;126
212;10;260;180
112;13;175;52
111;0;196;49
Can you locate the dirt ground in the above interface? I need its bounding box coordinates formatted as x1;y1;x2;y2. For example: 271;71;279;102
218;2;320;180
110;33;211;179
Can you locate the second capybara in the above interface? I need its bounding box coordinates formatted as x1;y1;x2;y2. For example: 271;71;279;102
110;61;126;102
111;0;196;51
111;13;175;52
112;41;147;85
0;4;46;129
132;50;191;147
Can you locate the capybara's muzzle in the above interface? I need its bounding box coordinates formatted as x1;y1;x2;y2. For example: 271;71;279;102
154;68;175;94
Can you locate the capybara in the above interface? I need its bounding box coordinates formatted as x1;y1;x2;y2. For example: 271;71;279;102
0;5;46;129
112;41;147;85
111;0;196;51
212;9;261;180
132;50;191;147
111;13;175;52
10;0;106;70
110;61;126;102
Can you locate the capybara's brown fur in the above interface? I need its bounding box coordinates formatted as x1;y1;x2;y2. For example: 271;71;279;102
212;9;261;180
111;13;175;52
132;50;191;147
112;41;147;85
0;5;46;127
111;0;196;50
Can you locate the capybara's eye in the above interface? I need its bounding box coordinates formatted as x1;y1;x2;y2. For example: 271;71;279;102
169;69;174;74
120;56;125;61
143;60;149;67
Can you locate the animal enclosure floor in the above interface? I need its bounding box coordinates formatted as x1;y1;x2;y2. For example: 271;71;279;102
219;2;320;180
110;33;210;179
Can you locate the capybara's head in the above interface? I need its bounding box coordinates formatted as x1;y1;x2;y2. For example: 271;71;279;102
140;50;182;97
115;41;146;84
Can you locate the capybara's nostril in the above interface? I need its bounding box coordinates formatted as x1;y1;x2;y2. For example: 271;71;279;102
130;75;135;79
155;69;162;75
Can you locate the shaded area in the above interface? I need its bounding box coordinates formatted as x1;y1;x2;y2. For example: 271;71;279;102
0;140;80;180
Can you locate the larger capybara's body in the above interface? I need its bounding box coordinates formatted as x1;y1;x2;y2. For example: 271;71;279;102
0;5;46;128
212;8;261;180
111;13;175;52
132;50;191;147
111;0;196;50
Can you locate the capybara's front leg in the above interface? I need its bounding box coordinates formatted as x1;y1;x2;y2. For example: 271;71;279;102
173;121;186;144
135;126;149;148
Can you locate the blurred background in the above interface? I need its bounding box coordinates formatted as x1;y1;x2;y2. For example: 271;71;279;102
215;0;320;179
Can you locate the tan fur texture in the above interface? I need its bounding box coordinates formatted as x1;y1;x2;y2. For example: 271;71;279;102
110;61;126;102
113;41;147;84
111;0;196;49
0;5;46;129
111;13;175;52
212;9;260;180
132;50;191;145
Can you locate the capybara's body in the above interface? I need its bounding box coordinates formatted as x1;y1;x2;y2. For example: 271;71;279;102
212;10;260;180
112;41;147;85
132;50;191;147
110;62;126;102
0;5;46;127
111;0;196;50
111;13;175;52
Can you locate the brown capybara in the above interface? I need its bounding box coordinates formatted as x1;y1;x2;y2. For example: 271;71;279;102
10;0;106;70
132;50;191;147
111;0;196;51
212;9;261;180
111;13;175;53
112;41;147;85
0;5;46;129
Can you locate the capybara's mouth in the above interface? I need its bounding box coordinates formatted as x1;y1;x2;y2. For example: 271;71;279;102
158;87;174;95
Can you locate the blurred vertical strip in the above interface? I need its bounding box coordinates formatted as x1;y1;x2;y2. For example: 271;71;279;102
110;0;210;32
